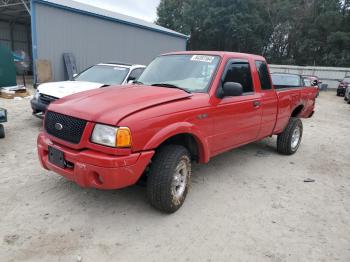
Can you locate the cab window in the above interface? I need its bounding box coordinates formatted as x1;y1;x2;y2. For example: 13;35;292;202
255;61;272;90
223;60;253;93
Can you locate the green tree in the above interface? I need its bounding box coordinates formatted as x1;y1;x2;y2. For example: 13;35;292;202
156;0;350;67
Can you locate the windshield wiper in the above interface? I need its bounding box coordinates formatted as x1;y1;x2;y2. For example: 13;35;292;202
151;83;191;93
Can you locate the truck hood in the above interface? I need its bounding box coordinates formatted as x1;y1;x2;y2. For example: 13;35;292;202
38;81;104;98
49;85;192;125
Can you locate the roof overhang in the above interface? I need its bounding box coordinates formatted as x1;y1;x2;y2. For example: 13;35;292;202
0;0;31;24
33;0;189;40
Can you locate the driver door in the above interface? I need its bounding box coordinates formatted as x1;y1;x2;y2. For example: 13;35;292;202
210;59;262;155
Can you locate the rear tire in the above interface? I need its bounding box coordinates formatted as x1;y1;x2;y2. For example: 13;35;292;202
147;145;191;213
277;118;303;155
0;124;4;139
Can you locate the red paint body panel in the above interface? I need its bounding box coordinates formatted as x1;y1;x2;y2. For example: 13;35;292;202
37;51;317;190
50;85;192;126
37;133;154;189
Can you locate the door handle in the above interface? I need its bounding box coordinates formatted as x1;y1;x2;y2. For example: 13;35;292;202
253;101;261;107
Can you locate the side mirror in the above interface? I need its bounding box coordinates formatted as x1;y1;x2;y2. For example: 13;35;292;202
127;80;135;84
312;80;318;86
72;73;78;78
221;82;243;97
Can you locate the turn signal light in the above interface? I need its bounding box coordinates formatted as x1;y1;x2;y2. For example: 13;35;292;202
116;127;132;148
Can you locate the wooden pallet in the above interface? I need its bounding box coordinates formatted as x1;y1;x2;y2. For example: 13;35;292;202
0;90;30;99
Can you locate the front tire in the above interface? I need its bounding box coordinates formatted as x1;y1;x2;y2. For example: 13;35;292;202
277;117;303;155
147;145;191;213
0;124;4;139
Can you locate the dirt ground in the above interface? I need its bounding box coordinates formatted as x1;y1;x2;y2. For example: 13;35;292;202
0;91;349;262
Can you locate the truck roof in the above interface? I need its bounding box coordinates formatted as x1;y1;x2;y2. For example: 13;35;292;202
163;50;266;61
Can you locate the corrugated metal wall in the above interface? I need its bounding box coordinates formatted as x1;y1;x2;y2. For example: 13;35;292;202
0;21;31;55
33;3;187;81
0;22;11;49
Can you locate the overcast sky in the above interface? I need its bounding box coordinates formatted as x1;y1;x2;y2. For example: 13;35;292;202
75;0;161;22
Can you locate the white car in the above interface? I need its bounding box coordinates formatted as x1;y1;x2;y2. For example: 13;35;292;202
30;63;145;117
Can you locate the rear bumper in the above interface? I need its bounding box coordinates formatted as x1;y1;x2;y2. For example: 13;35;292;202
37;132;154;189
337;87;346;95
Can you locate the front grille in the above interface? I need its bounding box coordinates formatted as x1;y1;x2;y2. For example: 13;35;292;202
39;94;58;105
45;111;87;144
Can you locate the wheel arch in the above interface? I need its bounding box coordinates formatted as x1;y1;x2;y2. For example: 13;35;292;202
291;104;304;117
143;123;210;163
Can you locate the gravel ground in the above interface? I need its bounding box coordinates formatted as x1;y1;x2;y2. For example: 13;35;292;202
0;91;349;262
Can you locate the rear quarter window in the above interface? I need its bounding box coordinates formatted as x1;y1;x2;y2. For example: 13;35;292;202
255;61;272;90
271;74;302;89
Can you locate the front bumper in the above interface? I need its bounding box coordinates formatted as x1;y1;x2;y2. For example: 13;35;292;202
37;132;154;189
31;98;48;117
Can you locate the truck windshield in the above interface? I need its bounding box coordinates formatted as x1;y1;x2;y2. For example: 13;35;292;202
272;74;301;88
137;54;220;93
75;65;129;85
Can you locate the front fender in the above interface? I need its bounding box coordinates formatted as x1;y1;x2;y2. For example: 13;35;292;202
143;122;210;163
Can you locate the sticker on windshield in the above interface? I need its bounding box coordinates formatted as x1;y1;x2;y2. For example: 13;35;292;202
190;55;215;63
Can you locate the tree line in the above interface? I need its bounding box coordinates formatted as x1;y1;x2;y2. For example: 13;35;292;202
156;0;350;67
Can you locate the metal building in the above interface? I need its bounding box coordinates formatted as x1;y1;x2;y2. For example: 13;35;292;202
0;0;188;82
0;0;32;76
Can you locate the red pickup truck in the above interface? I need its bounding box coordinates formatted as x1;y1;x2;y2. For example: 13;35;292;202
37;51;317;213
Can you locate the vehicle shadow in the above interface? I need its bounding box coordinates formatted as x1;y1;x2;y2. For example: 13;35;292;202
190;137;278;182
45;137;279;216
50;177;154;215
27;116;43;129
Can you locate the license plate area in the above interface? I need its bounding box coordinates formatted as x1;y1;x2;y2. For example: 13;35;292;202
48;146;65;169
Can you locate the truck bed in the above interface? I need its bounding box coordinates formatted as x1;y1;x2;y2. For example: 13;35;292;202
274;87;317;134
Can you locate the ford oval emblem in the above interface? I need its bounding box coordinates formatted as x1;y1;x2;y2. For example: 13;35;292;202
55;123;63;131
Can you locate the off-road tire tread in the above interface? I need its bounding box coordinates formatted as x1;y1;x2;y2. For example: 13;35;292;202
277;117;303;155
147;145;190;213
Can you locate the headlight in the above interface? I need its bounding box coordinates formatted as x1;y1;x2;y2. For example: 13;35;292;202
91;124;131;148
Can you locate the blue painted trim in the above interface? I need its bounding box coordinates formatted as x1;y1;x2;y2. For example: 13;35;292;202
32;0;189;40
30;0;38;84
